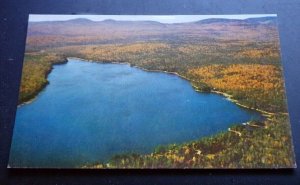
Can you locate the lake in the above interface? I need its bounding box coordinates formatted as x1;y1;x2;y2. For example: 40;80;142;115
9;59;262;168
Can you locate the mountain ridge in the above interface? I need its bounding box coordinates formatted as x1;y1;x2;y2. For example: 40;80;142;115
29;16;276;25
26;16;279;50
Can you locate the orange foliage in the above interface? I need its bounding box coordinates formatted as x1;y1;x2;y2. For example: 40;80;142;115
236;48;279;58
189;64;283;92
188;64;286;112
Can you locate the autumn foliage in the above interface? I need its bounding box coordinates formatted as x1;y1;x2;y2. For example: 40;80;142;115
19;17;295;168
187;64;287;113
19;53;66;103
87;115;294;168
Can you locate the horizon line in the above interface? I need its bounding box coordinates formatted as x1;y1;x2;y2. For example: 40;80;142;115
29;14;277;24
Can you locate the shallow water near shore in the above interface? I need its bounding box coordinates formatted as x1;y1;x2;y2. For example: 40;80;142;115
9;59;262;168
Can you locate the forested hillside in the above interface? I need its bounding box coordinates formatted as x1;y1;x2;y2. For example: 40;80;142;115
19;17;295;168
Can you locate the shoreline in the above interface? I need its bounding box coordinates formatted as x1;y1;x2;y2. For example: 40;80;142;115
20;56;279;118
68;57;278;117
18;58;68;107
17;56;289;168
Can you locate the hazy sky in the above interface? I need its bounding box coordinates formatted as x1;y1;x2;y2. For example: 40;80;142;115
29;14;276;24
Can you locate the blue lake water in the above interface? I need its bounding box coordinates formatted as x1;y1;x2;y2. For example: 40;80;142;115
9;59;262;168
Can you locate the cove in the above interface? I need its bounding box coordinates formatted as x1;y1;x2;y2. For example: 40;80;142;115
9;59;262;168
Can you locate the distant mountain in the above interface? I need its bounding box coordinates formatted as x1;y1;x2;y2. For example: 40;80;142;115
31;18;165;26
195;18;244;24
30;17;277;25
102;19;116;22
244;16;277;24
65;18;94;24
195;17;276;25
26;17;279;50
